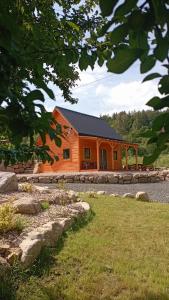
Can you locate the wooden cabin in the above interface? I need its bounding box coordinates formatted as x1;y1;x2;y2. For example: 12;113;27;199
38;106;138;173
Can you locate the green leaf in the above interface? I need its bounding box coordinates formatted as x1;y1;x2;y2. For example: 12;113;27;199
143;144;167;164
99;0;118;17
110;24;128;45
67;21;80;32
140;55;156;73
152;113;169;131
25;90;45;103
55;137;61;147
142;73;161;82
154;37;169;62
79;50;90;71
114;0;137;18
107;47;141;74
34;80;55;100
128;11;146;31
129;31;149;50
158;76;169;95
146;96;169;110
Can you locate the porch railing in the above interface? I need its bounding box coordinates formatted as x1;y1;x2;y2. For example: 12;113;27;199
81;161;97;170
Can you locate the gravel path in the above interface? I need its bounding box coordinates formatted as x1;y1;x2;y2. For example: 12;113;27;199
38;182;169;203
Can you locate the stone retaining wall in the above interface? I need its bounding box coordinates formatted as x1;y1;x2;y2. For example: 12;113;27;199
0;161;34;174
17;170;169;184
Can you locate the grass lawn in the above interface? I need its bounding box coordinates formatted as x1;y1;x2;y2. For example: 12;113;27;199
122;154;169;168
16;196;169;300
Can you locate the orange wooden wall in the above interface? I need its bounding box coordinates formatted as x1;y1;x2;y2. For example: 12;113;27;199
39;110;79;173
79;138;97;166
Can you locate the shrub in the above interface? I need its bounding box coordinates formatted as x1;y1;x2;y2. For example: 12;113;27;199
40;201;50;210
0;204;26;233
19;183;33;193
57;180;66;191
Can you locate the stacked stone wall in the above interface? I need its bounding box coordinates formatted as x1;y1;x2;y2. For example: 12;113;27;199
17;170;169;184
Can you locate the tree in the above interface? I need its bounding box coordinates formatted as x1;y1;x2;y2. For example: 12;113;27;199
98;0;169;164
0;0;103;165
1;0;169;166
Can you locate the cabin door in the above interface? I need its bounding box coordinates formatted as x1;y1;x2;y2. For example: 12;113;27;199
100;149;107;170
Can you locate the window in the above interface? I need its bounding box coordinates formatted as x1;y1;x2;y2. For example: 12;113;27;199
63;148;70;159
84;148;91;159
113;151;118;160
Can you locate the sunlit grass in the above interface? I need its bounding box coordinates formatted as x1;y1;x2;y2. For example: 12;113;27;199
16;196;169;300
122;154;169;168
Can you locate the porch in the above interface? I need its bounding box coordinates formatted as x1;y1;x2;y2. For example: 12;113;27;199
79;136;138;172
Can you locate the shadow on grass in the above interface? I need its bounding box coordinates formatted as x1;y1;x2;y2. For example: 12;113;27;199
0;210;95;300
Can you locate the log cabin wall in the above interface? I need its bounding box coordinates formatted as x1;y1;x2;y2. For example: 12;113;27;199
79;138;97;169
39;110;79;172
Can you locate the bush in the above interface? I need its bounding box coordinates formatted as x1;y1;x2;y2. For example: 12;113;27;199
0;204;26;233
40;201;50;210
19;183;33;193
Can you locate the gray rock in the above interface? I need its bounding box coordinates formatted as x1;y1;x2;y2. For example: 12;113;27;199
122;174;132;181
136;191;149;201
38;176;51;183
122;193;135;198
97;191;106;195
20;238;42;267
110;193;119;197
13;197;41;214
0;244;10;255
7;247;22;265
20;220;66;267
86;191;96;198
70;201;90;213
0;172;18;193
33;185;50;193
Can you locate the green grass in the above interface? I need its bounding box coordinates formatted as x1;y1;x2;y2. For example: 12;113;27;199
122;154;169;168
15;196;169;300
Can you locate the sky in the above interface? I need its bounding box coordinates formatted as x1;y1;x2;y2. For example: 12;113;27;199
44;61;161;117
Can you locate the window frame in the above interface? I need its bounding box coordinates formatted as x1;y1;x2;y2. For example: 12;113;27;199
113;150;118;161
84;147;91;160
63;148;70;160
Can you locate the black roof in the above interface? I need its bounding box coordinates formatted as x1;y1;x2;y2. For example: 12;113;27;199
55;106;123;141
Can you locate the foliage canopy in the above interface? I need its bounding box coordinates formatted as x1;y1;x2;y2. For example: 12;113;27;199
98;0;169;163
0;0;169;165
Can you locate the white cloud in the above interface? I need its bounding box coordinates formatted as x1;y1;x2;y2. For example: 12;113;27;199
44;63;160;116
95;80;160;115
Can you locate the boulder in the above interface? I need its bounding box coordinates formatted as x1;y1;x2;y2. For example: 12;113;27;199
86;191;96;198
0;256;10;270
70;202;90;213
67;190;77;202
56;217;73;231
97;191;106;195
136;191;149;202
33;185;50;193
0;244;10;256
7;247;22;265
0;172;18;193
13;197;41;214
20;221;64;267
122;193;135;198
110;193;119;197
20;238;42;267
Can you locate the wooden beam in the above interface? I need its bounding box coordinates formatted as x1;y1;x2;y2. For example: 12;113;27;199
96;139;100;171
125;146;128;171
135;146;138;170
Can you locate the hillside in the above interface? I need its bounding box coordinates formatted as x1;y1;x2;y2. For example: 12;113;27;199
101;110;167;160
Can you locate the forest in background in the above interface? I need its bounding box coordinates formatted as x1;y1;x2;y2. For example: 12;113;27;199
101;110;169;166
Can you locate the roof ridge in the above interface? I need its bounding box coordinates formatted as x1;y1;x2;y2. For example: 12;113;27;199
55;106;101;120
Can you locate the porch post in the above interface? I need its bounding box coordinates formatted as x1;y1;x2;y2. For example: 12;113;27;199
125;146;128;171
97;139;100;171
111;143;114;171
135;146;138;170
